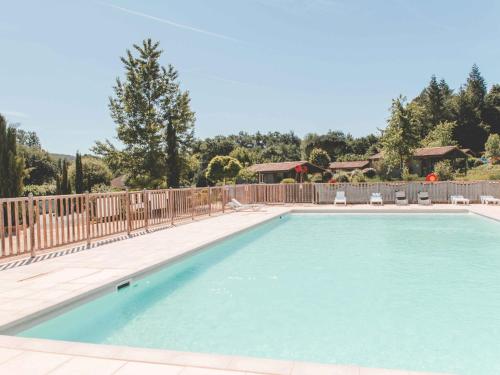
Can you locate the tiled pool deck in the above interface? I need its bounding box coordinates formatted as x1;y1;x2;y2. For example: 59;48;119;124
1;204;498;375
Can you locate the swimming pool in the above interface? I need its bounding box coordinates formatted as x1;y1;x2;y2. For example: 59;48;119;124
16;213;500;375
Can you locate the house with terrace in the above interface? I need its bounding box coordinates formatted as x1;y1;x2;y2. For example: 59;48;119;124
248;161;325;183
368;145;469;176
329;160;370;173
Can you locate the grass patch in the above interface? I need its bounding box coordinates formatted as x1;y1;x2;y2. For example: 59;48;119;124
456;164;500;181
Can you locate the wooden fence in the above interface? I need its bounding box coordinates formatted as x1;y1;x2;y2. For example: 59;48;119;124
313;181;500;204
1;181;499;260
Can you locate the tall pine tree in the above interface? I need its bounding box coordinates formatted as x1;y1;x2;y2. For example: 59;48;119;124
424;75;449;128
452;65;489;151
96;39;195;188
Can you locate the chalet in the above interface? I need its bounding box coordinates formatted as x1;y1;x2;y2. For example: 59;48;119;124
368;146;469;176
329;160;370;173
248;161;325;183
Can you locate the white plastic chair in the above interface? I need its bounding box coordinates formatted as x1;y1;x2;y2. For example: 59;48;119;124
370;192;383;205
334;191;347;205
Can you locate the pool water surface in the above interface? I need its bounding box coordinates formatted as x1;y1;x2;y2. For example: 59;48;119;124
18;214;500;375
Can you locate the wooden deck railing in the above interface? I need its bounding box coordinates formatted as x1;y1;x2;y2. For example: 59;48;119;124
1;181;499;260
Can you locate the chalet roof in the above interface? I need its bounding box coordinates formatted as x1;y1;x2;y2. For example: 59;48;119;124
460;148;476;157
248;161;324;173
368;146;468;160
413;146;463;157
329;160;370;170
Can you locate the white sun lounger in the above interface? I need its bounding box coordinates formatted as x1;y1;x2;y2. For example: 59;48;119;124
370;192;383;205
334;191;347;205
480;195;500;205
228;198;264;211
417;191;431;205
450;195;469;205
395;191;408;205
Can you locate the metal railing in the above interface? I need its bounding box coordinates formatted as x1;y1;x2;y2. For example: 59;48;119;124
1;181;499;260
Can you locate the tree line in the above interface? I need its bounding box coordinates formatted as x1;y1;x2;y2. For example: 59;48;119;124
3;39;500;198
380;65;500;177
93;39;500;186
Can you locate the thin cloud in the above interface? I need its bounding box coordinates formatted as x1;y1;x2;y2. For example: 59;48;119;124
100;2;239;42
183;68;262;88
390;0;455;32
248;0;349;13
0;110;29;119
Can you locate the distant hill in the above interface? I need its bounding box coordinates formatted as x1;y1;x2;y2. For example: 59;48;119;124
49;153;75;161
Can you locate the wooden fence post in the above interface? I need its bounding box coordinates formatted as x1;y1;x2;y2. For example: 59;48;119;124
208;187;212;216
85;192;91;247
143;189;149;231
169;188;174;226
222;187;225;213
125;189;131;236
191;188;195;220
28;193;36;257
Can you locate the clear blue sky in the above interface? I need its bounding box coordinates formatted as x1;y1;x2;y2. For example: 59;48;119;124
1;0;500;154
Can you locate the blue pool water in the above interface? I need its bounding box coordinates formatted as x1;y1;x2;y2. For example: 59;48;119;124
17;214;500;375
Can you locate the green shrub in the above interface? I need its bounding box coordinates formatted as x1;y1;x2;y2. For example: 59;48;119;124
399;166;417;181
434;160;455;181
90;183;114;193
485;133;500;161
468;157;484;168
235;168;257;184
333;172;350;183
310;174;323;183
23;183;57;196
206;156;242;184
362;168;377;178
308;148;331;169
281;178;296;184
350;169;366;183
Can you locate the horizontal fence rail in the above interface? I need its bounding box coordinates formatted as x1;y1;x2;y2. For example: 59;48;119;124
1;181;499;260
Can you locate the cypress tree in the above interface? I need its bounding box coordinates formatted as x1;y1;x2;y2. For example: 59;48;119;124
75;152;84;194
0;115;24;198
55;159;62;195
0;115;7;197
61;159;71;194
